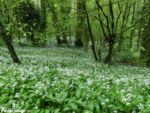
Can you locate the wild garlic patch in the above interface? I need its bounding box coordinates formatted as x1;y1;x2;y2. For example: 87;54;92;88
0;47;150;112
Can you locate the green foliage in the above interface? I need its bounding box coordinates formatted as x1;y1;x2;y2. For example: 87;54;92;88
12;0;48;46
14;1;41;31
0;47;150;112
1;0;149;65
0;1;150;112
140;1;150;66
115;48;140;65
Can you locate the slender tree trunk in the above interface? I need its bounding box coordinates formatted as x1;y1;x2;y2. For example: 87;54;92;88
1;32;21;64
137;0;146;49
29;29;38;46
104;36;115;64
140;1;150;66
137;20;142;49
118;1;131;51
85;6;98;61
0;1;21;64
47;2;61;46
96;0;115;64
60;0;70;47
104;0;115;64
40;0;47;30
16;16;22;46
68;25;72;42
115;1;121;35
130;0;136;49
75;0;86;47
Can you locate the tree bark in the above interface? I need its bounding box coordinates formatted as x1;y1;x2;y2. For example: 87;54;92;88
75;0;86;47
0;25;21;64
104;36;115;64
118;1;131;51
96;0;116;64
130;0;136;49
85;6;98;61
0;1;21;64
2;36;21;64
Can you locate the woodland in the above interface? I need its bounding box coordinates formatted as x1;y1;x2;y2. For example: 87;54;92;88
0;0;150;112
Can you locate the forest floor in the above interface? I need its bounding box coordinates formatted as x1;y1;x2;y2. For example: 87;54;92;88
0;47;150;113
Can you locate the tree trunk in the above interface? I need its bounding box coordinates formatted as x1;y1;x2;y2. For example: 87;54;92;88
2;34;21;64
0;1;21;64
140;5;150;66
96;0;115;63
118;1;131;51
104;36;115;64
16;16;22;46
75;0;86;47
30;29;38;46
129;0;136;49
47;2;61;46
85;5;98;61
60;0;70;48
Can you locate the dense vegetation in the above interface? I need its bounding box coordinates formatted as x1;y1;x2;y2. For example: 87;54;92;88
0;47;150;112
0;0;150;112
